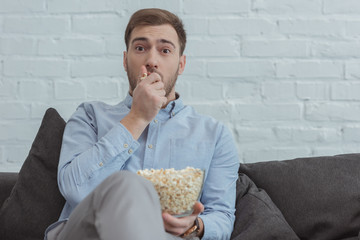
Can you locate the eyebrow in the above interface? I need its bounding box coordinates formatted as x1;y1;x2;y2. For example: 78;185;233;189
131;37;176;49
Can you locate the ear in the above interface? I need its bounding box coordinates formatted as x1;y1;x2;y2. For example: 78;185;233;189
123;51;128;72
178;55;186;75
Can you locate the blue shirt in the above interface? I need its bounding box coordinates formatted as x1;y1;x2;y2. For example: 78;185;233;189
55;93;239;240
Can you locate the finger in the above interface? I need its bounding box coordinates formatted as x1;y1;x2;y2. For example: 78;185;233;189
139;65;148;81
160;96;168;108
191;202;204;216
162;212;188;228
152;81;164;90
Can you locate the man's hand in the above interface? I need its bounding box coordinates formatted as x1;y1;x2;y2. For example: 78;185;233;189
162;202;204;237
120;65;167;140
131;65;167;123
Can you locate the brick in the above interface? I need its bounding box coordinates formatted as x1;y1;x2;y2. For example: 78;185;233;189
262;82;296;102
253;0;322;15
30;103;52;119
312;147;345;157
233;126;274;143
0;147;3;164
38;38;106;56
105;37;126;55
4;59;68;77
71;59;122;77
186;38;239;57
296;82;328;100
243;147;311;163
0;102;30;119
278;19;345;36
0;17;3;33
55;102;82;120
345;21;360;37
0;37;37;55
191;102;232;124
305;102;360;121
234;103;301;121
0;122;39;141
4;16;70;34
0;79;17;99
182;59;205;77
343;127;360;142
345;62;360;79
331;82;360;100
86;79;119;99
183;0;250;14
274;127;340;143
207;61;274;78
72;14;125;35
5;145;30;164
47;0;142;13
324;0;360;14
174;77;191;100
31;102;79;120
224;82;258;100
209;18;276;35
141;0;181;13
311;41;360;57
276;61;342;79
55;81;86;100
182;17;208;36
243;40;308;57
190;80;223;101
0;0;44;13
19;80;50;100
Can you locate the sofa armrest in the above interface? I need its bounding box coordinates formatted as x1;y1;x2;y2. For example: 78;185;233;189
0;172;18;207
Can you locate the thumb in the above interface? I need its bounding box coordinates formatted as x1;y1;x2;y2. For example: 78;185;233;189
192;202;204;215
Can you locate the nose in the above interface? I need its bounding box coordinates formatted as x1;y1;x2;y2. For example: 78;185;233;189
145;48;158;71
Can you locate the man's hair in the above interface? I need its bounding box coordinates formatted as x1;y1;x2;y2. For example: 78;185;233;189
125;8;187;55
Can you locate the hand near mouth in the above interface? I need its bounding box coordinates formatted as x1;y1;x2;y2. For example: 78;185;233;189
120;65;168;140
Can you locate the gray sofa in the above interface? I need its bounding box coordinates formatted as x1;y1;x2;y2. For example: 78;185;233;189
0;108;359;240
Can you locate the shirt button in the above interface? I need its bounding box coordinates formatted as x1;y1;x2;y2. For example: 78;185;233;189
124;143;129;148
148;144;153;149
128;149;133;154
99;162;104;167
154;119;158;123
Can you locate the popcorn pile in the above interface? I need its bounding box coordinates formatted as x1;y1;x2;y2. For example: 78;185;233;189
137;167;204;216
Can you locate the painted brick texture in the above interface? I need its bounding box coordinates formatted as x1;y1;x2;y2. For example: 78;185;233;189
1;0;360;171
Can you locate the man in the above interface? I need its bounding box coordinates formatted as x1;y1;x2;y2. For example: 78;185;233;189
45;8;239;240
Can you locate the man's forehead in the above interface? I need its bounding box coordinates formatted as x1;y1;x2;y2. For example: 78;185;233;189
129;24;179;46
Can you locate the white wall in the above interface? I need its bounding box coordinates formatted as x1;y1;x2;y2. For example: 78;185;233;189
1;0;360;171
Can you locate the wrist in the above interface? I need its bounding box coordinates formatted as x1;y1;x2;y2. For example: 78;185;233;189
120;113;149;140
181;217;204;239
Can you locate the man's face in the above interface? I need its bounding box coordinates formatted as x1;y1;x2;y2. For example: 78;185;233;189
123;24;186;98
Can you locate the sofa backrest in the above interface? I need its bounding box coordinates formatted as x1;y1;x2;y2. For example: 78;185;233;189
235;153;360;240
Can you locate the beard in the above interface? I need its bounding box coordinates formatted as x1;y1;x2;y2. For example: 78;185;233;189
127;63;179;97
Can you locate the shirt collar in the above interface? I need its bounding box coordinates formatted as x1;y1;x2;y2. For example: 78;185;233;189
123;92;184;120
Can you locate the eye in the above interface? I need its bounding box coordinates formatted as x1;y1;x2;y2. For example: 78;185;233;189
162;49;171;54
135;46;145;52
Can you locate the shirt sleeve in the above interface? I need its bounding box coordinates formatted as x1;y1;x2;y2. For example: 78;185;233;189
57;103;139;207
200;124;240;240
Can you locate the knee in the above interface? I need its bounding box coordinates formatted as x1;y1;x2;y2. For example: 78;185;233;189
102;171;155;195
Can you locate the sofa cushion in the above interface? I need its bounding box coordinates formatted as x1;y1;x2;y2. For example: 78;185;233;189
239;154;360;240
231;173;299;240
0;108;66;240
0;172;18;207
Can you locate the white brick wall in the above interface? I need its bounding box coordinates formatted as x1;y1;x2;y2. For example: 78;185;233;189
1;0;360;171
